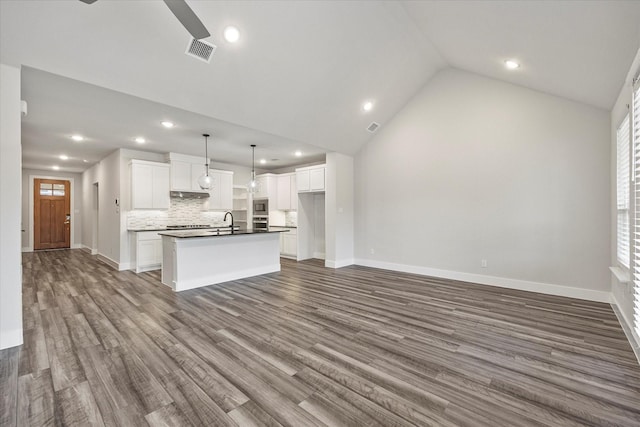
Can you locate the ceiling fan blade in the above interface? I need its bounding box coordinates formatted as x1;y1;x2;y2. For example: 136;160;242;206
78;0;98;4
162;0;210;40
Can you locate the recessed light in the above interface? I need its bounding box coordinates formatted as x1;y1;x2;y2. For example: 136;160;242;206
83;159;88;163
259;159;267;164
362;101;374;112
135;137;146;144
161;121;174;128
52;165;60;170
224;26;240;43
294;150;302;157
71;134;84;142
59;155;69;160
505;60;520;70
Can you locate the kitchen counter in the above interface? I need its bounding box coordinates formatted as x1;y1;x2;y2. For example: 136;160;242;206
129;226;239;232
160;229;283;292
158;229;287;238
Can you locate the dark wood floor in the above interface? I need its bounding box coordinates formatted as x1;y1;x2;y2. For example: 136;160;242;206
1;250;640;426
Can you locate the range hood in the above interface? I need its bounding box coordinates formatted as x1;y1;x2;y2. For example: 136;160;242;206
170;191;210;199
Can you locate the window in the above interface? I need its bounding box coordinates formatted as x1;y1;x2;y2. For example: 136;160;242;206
617;114;630;268
39;182;65;196
632;82;640;338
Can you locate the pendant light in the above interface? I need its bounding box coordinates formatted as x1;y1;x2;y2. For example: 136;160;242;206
197;133;212;190
248;144;257;193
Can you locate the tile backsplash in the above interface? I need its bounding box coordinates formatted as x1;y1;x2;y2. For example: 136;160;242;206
285;211;297;227
127;197;228;229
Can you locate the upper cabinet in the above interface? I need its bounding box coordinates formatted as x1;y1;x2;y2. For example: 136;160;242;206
130;160;170;209
204;169;233;211
166;153;209;192
255;173;277;201
276;173;297;210
296;164;326;193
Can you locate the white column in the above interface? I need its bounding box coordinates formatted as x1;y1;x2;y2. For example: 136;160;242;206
0;63;23;350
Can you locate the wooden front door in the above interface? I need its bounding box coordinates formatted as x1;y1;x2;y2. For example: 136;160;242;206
34;179;70;250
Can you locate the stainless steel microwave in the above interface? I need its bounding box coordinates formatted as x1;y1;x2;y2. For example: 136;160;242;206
253;199;268;215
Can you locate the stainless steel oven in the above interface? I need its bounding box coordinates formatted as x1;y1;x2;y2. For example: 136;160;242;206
253;199;268;216
252;216;269;230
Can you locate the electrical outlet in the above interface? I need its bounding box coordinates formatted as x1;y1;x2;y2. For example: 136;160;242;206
370;248;375;255
481;259;487;268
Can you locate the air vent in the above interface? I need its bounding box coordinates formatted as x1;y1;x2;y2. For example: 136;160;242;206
367;122;380;133
185;37;216;63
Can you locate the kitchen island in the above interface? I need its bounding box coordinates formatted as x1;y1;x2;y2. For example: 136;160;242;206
158;229;286;291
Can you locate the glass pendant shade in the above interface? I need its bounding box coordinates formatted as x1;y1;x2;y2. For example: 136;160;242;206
247;145;257;193
198;174;212;190
198;133;212;190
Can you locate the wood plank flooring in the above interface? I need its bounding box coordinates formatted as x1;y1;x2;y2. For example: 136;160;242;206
1;249;640;426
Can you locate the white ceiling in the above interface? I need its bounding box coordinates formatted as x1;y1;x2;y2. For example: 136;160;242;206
1;0;639;174
403;1;640;110
20;67;326;172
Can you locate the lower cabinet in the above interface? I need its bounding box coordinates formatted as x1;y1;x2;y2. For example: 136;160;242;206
279;228;297;258
133;231;162;273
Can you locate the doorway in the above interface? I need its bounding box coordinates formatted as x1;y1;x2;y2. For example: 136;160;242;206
34;178;70;250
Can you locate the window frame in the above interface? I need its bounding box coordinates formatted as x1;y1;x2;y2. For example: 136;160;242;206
616;113;631;270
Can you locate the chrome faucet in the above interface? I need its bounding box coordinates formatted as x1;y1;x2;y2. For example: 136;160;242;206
224;211;234;233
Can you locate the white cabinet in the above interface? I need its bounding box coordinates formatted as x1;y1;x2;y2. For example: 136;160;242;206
296;164;325;193
255;174;277;201
297;170;310;192
278;228;297;258
205;169;234;211
283;232;297;256
290;174;298;211
133;231;162;273
166;153;209;192
276;173;297;211
130;160;170;209
310;167;325;192
170;160;192;191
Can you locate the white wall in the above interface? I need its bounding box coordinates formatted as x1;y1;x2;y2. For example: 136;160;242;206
210;160;256;186
0;63;23;349
81;164;98;252
610;47;640;353
80;150;121;267
21;168;83;250
355;68;611;301
297;192;325;260
314;194;326;258
325;152;354;268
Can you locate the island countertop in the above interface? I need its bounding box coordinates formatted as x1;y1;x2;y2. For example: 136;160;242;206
158;228;288;239
160;228;283;291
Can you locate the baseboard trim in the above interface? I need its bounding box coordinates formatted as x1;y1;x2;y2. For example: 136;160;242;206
71;243;82;249
354;258;611;303
0;328;23;350
21;246;32;253
97;254;119;270
118;262;132;271
80;245;98;255
313;252;326;260
610;293;640;365
325;258;355;269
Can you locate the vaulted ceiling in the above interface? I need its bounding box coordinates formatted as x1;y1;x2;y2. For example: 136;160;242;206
1;0;639;173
